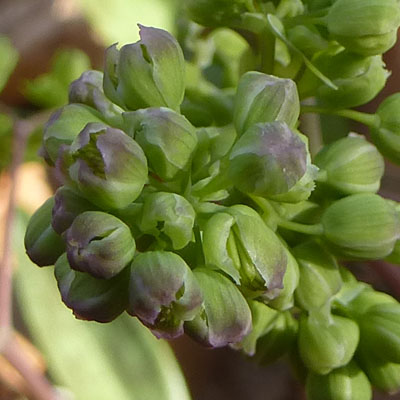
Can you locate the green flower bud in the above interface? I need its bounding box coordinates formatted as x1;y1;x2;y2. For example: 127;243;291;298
103;25;185;111
128;251;203;339
234;72;300;136
185;268;252;347
327;0;400;56
229;122;307;197
68;70;123;127
42;104;104;164
68;122;148;210
25;198;65;267
322;193;400;260
232;300;278;356
298;313;360;374
123;107;197;181
371;93;400;165
186;0;249;27
306;361;372;400
203;205;287;293
268;131;318;203
293;241;342;312
66;211;135;279
55;253;128;323
315;135;384;195
357;346;400;394
140;192;195;250
359;303;400;363
255;311;298;365
305;52;388;109
264;248;300;311
52;186;97;234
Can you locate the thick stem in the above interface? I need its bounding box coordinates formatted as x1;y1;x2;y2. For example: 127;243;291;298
259;26;275;74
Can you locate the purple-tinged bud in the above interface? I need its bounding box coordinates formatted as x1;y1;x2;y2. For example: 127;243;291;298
127;251;203;339
66;211;135;279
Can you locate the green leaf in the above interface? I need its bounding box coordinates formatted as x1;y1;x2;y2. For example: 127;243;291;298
0;35;18;93
13;211;192;400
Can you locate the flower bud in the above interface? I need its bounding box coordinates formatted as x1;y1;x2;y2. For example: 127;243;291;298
306;361;372;400
298;313;360;374
68;70;123;127
315;135;384;195
234;72;300;136
327;0;400;56
186;0;249;27
359;303;400;363
54;253;128;323
52;186;97;234
293;241;342;312
123;108;197;181
128;251;203;339
229;122;307;197
140;192;195;250
264;248;300;311
255;311;298;365
68;122;147;210
322;193;400;260
357;346;400;394
66;211;135;279
203;205;287;293
43;104;104;164
103;25;185;111
185;268;252;347
232;300;278;356
371;92;400;165
304;52;388;109
25;198;65;267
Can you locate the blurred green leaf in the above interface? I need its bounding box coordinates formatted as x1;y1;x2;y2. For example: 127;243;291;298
13;211;192;400
0;35;18;93
77;0;177;45
23;49;91;108
0;112;13;170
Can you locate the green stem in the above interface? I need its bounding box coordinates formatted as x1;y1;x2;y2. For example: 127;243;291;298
277;219;323;236
301;105;380;128
260;26;275;74
316;169;328;183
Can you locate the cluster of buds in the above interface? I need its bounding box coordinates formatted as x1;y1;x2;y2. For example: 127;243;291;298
25;1;400;398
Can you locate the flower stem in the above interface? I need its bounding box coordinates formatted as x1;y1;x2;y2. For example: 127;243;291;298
277;219;324;236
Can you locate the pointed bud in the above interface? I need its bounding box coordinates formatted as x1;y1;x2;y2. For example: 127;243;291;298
255;311;298;365
43;104;104;164
140;192;195;250
128;251;203;339
68;122;147;210
294;241;342;312
69;70;123;127
327;0;400;56
52;186;97;234
359;302;400;363
103;26;185;111
203;205;287;293
234;72;300;136
185;269;251;347
371;92;400;165
306;361;372;400
25;198;65;267
322;193;400;260
66;211;135;279
298;313;360;374
315;135;384;195
54;253;128;323
123;108;197;181
229;122;307;197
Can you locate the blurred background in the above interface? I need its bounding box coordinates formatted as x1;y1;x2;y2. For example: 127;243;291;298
1;0;400;399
